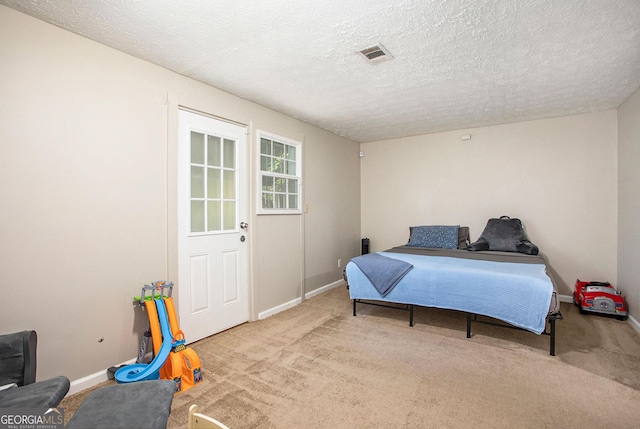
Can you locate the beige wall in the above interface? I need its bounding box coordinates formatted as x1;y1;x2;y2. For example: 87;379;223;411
618;88;640;323
303;127;362;292
361;111;618;295
0;5;360;383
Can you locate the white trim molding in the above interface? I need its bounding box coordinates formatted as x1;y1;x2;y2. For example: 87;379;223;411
258;296;302;320
305;279;345;300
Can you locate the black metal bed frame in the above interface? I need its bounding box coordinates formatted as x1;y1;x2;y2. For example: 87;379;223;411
352;298;562;356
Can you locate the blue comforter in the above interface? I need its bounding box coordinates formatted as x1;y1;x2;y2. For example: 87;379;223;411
346;251;554;334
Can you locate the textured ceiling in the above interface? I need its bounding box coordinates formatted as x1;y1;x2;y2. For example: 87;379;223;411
2;0;640;142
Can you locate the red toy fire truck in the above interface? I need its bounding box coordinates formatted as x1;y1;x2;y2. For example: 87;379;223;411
573;280;628;320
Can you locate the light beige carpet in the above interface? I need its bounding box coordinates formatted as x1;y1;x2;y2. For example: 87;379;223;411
62;286;640;428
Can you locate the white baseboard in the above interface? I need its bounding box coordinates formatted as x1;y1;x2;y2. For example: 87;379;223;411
257;279;346;320
68;352;154;396
305;279;345;300
628;314;640;334
258;296;302;320
558;294;573;303
68;357;133;395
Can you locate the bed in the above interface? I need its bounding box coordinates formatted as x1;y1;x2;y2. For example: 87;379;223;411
346;224;563;356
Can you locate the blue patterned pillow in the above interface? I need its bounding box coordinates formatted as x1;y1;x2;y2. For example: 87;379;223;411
407;225;460;249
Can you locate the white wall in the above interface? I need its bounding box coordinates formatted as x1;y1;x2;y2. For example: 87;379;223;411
361;111;618;295
0;5;360;383
617;88;640;323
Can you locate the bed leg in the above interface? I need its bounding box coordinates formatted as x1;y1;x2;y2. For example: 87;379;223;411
466;313;472;338
353;299;356;317
409;304;414;327
549;318;556;356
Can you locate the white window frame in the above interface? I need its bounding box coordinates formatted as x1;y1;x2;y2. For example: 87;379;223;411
257;130;302;215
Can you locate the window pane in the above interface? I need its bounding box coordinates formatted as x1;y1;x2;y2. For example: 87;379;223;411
273;142;284;158
223;170;235;199
191;201;205;233
223;139;235;168
207;135;221;167
274;158;284;174
275;177;286;193
260;155;271;172
207;167;221;199
260;138;271;155
191;166;204;198
286;145;296;160
223;201;235;230
262;176;273;191
262;192;273;208
191;132;205;164
207;201;221;232
275;194;286;208
286;160;296;175
288;179;298;194
288;195;298;209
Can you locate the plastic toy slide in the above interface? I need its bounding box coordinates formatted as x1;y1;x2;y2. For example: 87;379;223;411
115;299;173;383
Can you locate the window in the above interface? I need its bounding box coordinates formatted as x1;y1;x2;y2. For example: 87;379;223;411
190;131;237;233
258;131;302;214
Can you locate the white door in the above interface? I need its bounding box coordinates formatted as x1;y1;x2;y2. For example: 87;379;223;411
178;109;249;343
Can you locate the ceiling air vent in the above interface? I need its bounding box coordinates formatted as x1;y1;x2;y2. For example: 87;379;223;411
358;44;394;64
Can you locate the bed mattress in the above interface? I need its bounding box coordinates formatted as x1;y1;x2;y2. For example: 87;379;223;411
347;246;560;334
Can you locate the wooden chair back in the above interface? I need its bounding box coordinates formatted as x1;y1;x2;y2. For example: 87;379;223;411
188;404;230;429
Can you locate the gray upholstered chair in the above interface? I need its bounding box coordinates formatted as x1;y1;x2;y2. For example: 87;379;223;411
0;330;70;408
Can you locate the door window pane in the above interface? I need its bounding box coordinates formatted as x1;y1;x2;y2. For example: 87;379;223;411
207;201;221;232
191;201;205;232
223;170;235;199
191;166;204;198
207;135;221;167
191;132;205;164
207;167;221;199
223;139;235;168
223;202;235;230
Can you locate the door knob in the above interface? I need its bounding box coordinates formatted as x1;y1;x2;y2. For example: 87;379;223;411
240;222;249;229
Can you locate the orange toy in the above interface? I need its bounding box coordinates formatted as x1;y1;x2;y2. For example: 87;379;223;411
137;282;203;394
159;297;202;393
